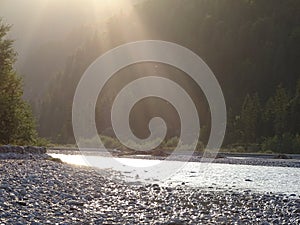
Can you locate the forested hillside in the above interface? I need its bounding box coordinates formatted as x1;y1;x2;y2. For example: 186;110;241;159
35;0;299;152
20;25;101;112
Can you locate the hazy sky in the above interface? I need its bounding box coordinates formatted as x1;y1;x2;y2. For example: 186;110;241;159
0;0;136;58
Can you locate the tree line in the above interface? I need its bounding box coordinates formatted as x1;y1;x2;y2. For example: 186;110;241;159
227;82;300;153
36;0;299;153
1;0;299;153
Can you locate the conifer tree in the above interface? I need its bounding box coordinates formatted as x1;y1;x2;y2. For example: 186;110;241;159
0;20;37;145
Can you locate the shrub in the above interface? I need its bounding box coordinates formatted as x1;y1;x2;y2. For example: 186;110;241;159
164;136;179;148
261;133;300;154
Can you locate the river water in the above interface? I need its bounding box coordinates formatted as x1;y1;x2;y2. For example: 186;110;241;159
50;153;300;195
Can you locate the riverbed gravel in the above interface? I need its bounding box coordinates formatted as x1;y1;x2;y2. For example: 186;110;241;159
0;157;299;224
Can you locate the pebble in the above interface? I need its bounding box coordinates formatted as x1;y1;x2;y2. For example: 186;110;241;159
0;158;299;224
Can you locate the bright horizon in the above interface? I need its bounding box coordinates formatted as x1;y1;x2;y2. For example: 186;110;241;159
0;0;137;62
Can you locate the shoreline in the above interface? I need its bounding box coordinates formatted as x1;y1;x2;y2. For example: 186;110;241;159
47;148;300;168
0;158;299;224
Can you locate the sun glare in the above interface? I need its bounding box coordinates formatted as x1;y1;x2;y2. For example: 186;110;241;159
91;0;133;15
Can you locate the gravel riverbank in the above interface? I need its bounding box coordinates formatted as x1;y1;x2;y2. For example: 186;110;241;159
0;156;299;224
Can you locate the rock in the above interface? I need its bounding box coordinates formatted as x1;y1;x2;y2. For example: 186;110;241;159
67;200;84;207
260;221;270;225
203;152;225;158
274;154;292;159
25;146;47;154
163;218;184;225
47;157;63;163
0;145;11;153
16;201;27;206
0;145;46;155
293;208;300;214
0;159;299;224
0;184;10;190
151;149;169;157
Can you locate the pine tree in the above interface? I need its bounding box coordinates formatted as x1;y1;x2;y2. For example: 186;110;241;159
272;85;290;135
290;79;300;134
0;20;37;145
240;93;261;144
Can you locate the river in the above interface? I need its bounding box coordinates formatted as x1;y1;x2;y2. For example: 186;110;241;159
50;153;300;196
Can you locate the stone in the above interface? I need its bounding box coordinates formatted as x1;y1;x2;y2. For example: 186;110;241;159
67;200;85;207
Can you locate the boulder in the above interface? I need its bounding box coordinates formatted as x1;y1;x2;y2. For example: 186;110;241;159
0;145;46;154
273;154;292;159
0;145;11;153
24;146;46;154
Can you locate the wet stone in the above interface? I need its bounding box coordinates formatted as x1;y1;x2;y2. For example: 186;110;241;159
0;158;299;224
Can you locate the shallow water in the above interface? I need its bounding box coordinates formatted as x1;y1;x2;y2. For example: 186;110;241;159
50;153;300;195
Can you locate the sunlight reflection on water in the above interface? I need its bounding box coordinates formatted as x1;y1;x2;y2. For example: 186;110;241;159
50;153;300;195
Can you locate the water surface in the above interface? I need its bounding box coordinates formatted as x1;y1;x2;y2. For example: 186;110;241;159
50;153;300;195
